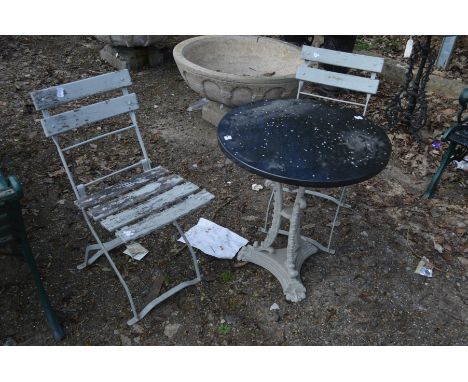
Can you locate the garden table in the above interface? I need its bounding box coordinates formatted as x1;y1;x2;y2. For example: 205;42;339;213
217;98;391;302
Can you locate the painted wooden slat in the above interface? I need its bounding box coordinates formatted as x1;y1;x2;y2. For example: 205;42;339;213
41;93;139;137
101;182;200;231
75;166;168;210
296;65;380;94
30;70;132;110
115;190;215;242
88;174;184;221
301;46;384;73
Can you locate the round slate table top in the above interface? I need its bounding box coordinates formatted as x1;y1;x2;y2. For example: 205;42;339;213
217;98;392;188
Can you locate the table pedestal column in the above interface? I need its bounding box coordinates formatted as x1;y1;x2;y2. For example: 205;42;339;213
238;182;317;302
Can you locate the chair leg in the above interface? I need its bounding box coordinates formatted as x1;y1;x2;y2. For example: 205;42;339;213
81;212;202;326
81;212;139;323
20;237;65;341
422;142;456;199
127;221;202;326
303;189;351;208
264;185;351;233
266;184;349;254
282;186;351;208
7;199;64;340
263;184;347;254
77;237;123;270
326;186;347;253
263;188;276;233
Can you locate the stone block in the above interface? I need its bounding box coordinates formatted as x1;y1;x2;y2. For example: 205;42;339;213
381;57;467;99
99;44;166;71
202;101;231;127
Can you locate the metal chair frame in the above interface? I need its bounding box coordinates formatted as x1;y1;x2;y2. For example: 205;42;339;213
31;70;213;325
265;46;384;253
422;88;468;198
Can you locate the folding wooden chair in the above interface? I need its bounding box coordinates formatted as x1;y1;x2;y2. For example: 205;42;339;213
30;69;214;325
265;46;384;254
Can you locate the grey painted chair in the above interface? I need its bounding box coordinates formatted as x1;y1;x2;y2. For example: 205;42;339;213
296;45;384;115
30;70;214;325
265;46;384;254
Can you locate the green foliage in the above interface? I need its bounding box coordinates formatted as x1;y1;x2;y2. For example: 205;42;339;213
355;36;404;54
163;274;173;286
217;323;231;335
220;271;234;283
355;37;373;51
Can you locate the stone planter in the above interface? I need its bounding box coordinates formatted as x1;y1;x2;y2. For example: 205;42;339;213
95;35;169;70
95;35;168;47
173;35;302;108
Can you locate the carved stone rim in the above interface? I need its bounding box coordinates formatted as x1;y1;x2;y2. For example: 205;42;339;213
173;35;301;85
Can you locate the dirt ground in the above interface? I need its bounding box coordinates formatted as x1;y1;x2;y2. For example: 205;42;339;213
0;35;467;346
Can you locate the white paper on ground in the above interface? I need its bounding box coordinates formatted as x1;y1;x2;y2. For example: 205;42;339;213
123;242;149;261
178;218;248;259
414;256;433;278
453;155;468;171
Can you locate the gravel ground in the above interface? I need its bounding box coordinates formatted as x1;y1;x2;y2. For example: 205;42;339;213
0;35;466;345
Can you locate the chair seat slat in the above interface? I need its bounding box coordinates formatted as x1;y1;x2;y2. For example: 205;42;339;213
296;65;380;94
88;174;184;220
115;190;215;242
75;166;168;210
100;182;200;231
30;69;132;110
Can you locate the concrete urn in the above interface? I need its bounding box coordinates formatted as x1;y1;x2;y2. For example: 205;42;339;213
173;35;302;108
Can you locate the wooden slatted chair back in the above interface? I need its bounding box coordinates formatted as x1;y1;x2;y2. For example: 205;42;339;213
296;46;385;115
30;70;133;113
30;69;150;199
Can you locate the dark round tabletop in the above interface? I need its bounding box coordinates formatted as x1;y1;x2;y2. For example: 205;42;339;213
217;98;392;188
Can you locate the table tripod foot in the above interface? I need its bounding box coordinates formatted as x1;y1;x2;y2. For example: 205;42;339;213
238;239;317;302
284;282;306;302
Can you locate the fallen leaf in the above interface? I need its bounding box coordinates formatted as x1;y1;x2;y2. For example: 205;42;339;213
433;242;444;253
48;168;65;177
457;257;468;267
433;235;444;245
233;261;248;268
